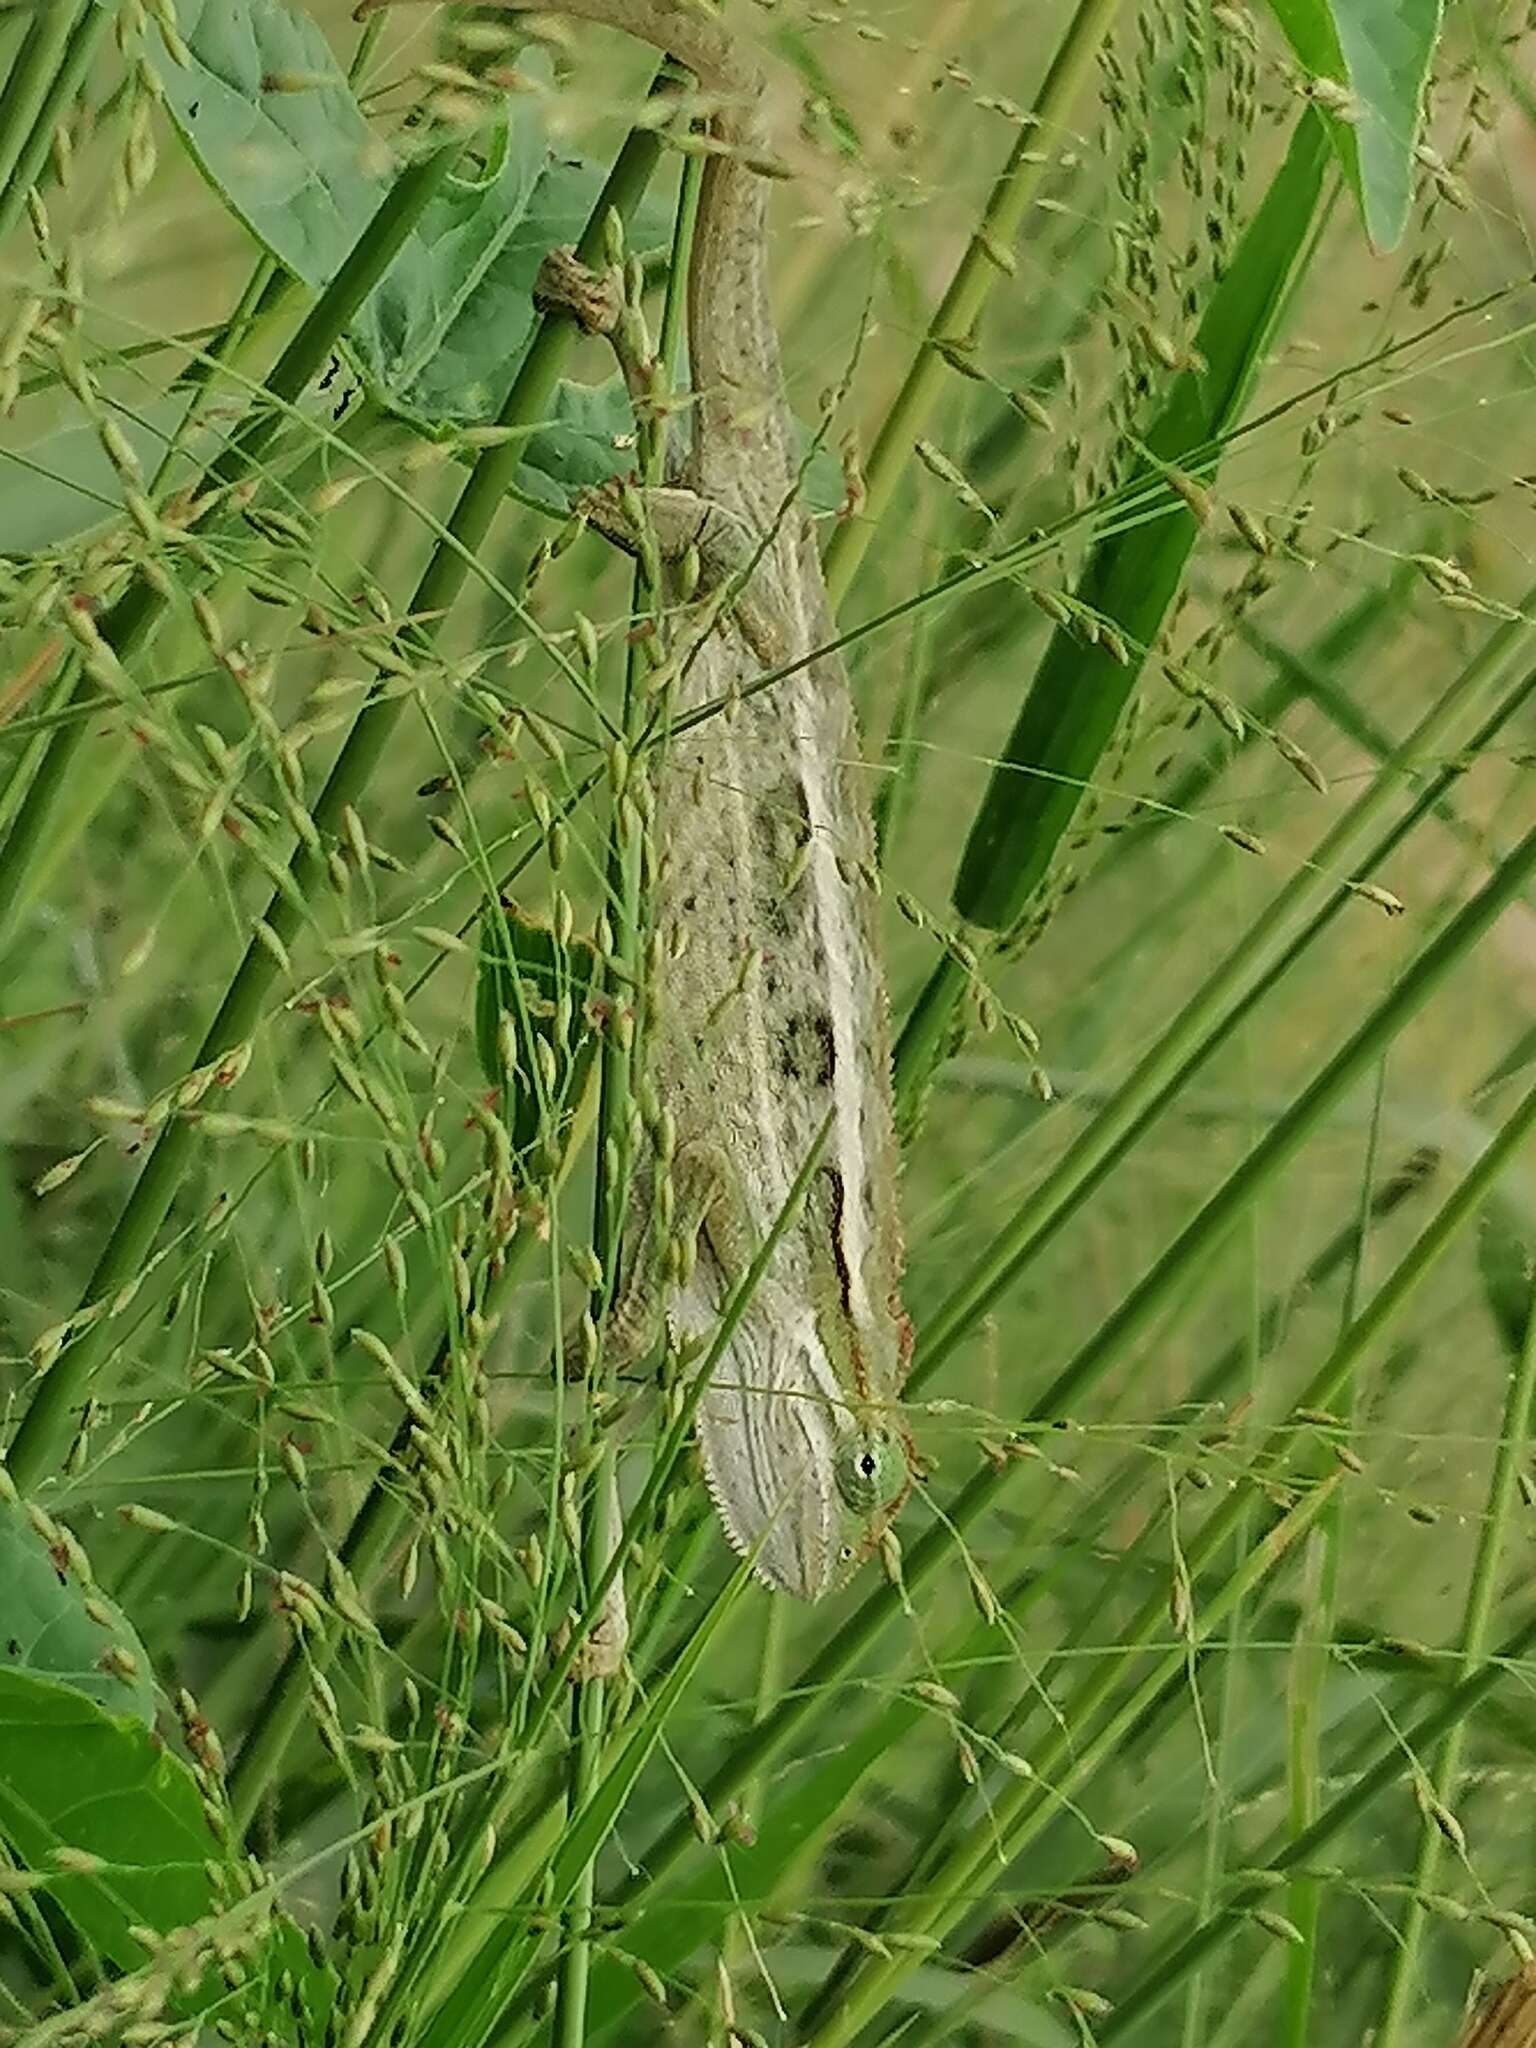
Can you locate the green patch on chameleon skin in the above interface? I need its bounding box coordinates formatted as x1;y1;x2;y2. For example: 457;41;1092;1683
829;1424;913;1592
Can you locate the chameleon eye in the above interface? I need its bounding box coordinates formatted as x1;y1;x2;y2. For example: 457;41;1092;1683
834;1431;906;1515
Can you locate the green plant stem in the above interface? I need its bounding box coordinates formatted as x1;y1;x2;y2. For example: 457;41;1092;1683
1282;1062;1384;2045
1;113;669;1497
0;0;99;245
870;475;947;864
153;260;287;484
801;1062;1536;2047
820;0;1124;608
0;133;464;962
1373;1252;1536;2044
907;602;1536;1397
551;140;701;2048
1181;1042;1266;2048
1101;1597;1536;2039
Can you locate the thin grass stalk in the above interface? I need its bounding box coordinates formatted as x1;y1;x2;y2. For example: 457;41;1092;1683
910;603;1536;1395
1181;1056;1267;2048
820;0;1124;607
870;477;948;863
799;1477;1345;2048
2;106;667;1498
1372;1252;1536;2044
1282;1063;1386;2045
802;1065;1536;2046
1099;1593;1536;2040
153;258;286;475
495;809;1536;2032
0;0;97;244
552;151;702;2048
0;132;465;958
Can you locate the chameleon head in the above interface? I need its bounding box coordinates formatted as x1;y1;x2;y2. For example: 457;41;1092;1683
694;1311;912;1602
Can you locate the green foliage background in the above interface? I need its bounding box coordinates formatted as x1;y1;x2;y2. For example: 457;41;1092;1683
2;0;1535;2044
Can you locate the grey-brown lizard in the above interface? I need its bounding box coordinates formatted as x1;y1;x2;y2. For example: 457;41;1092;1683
377;0;915;1597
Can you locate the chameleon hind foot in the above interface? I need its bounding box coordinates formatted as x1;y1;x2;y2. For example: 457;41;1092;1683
576;480;788;670
551;1141;740;1385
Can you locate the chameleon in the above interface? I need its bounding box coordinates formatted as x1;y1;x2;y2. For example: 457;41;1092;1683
375;0;916;1598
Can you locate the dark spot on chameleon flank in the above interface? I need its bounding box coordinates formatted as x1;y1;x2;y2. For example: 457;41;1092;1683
804;1010;836;1087
778;1008;834;1086
755;778;810;863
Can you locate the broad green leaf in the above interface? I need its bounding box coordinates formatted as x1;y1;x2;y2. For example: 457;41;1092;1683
145;7;663;505
348;102;571;426
148;3;585;410
0;1499;155;1723
509;373;644;516
149;0;386;290
0;1669;223;1969
1264;0;1443;249
949;111;1333;936
146;5;572;421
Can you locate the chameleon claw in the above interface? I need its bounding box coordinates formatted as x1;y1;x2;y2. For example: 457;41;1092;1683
533;246;623;337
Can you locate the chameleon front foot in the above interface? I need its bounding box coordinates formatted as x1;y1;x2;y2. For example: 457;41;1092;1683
532;245;622;336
